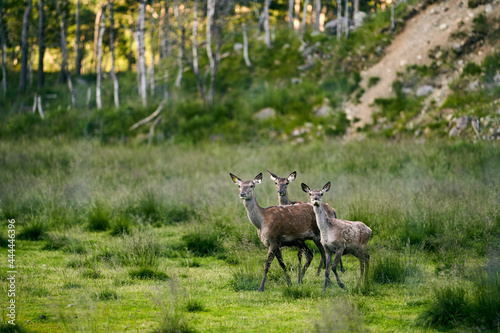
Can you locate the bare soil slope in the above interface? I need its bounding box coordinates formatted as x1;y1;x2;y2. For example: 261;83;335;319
345;0;500;135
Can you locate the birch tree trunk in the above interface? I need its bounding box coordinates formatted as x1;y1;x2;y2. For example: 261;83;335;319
337;0;342;41
56;0;77;107
93;6;103;72
75;0;83;75
137;0;147;107
344;0;349;38
299;0;309;40
354;0;359;15
19;0;33;93
314;0;321;31
192;0;199;77
263;0;271;49
149;0;156;97
37;0;45;88
206;0;216;103
174;1;183;88
242;23;251;67
288;0;294;29
109;0;119;107
391;0;396;34
96;5;106;110
160;0;170;59
0;5;6;96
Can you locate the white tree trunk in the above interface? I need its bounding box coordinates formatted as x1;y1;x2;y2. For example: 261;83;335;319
109;0;119;107
391;0;396;33
337;0;342;41
174;2;183;88
300;0;309;40
263;0;271;48
206;0;215;103
149;0;156;97
242;23;251;67
192;0;199;75
160;0;170;59
288;0;294;29
137;0;147;107
354;0;359;15
56;0;77;107
314;0;321;31
345;0;349;38
19;0;32;93
96;5;106;110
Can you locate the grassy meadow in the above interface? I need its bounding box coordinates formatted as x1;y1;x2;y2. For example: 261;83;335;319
0;139;499;332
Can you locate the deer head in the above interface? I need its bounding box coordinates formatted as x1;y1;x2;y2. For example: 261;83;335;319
267;170;296;197
230;173;263;200
301;182;331;207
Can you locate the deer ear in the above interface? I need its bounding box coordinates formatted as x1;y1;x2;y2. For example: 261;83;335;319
267;170;278;181
322;182;331;192
254;173;263;184
230;173;242;185
288;171;297;182
301;183;311;193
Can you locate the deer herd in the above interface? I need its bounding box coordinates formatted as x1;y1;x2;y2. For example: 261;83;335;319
230;171;372;292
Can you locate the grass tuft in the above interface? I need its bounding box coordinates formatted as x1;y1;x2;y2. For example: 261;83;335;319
87;202;111;232
182;225;226;257
129;267;170;281
18;219;46;241
371;253;420;284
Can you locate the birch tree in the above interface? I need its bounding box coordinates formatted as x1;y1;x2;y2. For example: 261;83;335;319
56;0;77;107
149;0;156;97
344;0;349;38
137;0;147;107
263;0;271;48
19;0;33;93
391;0;396;34
299;0;309;40
288;0;294;29
174;0;205;102
96;4;106;109
242;23;251;67
109;0;119;107
1;3;7;96
160;0;171;59
314;0;321;31
75;0;83;75
337;0;342;41
37;0;45;88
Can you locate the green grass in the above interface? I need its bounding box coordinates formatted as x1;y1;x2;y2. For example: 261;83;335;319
0;139;498;332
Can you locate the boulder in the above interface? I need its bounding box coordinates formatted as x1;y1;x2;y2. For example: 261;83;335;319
416;85;434;97
324;18;354;35
254;107;276;120
353;11;368;28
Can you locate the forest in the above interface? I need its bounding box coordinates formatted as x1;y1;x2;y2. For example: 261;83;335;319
0;0;499;332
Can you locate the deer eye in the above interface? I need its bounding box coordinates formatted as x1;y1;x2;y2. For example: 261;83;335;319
286;182;289;185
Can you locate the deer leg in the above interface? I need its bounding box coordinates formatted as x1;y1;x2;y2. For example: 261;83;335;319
359;255;365;283
297;247;303;284
364;253;370;285
314;239;326;275
331;248;345;289
274;247;292;286
300;244;314;284
258;248;276;292
323;250;333;292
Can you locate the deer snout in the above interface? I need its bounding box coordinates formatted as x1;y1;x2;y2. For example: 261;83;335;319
278;190;286;196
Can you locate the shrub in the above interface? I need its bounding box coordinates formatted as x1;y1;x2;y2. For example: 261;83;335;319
87;202;111;231
417;285;470;328
371;254;420;284
129;267;169;281
368;76;380;88
182;225;225;257
18;220;46;241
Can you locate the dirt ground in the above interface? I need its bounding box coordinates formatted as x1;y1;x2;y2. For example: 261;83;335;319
345;0;500;136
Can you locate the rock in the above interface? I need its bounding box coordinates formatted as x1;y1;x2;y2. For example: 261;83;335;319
313;100;333;117
291;78;302;84
233;43;243;52
353;11;368;28
486;4;493;13
449;116;471;137
439;23;448;30
324;18;354;35
254;108;276;120
493;73;500;86
467;80;480;91
453;43;462;53
416;85;434;97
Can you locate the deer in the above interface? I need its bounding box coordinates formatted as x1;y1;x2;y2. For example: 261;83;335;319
230;172;324;292
301;182;372;291
266;170;344;275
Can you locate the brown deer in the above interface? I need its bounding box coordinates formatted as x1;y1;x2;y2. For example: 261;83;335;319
302;182;372;291
266;170;344;274
230;172;323;291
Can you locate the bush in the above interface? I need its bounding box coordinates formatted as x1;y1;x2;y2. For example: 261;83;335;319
18;220;46;241
182;225;226;257
417;285;470;328
371;254;420;284
87;202;111;231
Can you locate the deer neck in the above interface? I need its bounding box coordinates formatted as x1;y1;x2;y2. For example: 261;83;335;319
278;192;291;206
242;196;265;230
312;203;329;237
